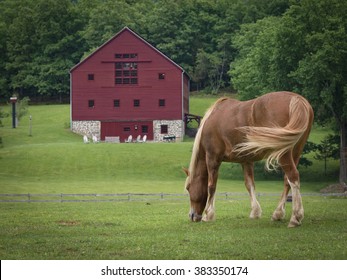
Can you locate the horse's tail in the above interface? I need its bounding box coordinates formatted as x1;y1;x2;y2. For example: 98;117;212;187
234;95;313;170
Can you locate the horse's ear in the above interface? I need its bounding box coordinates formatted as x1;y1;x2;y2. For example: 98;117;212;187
182;167;190;177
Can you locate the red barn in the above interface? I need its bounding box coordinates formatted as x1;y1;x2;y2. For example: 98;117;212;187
70;27;189;142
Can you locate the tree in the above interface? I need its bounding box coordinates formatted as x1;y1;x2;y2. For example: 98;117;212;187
231;0;347;183
193;49;226;94
3;0;86;100
80;0;155;59
314;134;339;175
287;0;347;183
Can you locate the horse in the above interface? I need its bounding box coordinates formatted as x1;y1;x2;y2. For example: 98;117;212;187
183;91;314;228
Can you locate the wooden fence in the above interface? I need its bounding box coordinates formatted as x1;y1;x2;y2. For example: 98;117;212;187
0;192;345;203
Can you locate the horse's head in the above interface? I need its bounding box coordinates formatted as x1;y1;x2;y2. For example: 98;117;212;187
183;167;208;222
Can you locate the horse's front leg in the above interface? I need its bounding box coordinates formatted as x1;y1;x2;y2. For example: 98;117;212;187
242;162;262;219
202;158;220;222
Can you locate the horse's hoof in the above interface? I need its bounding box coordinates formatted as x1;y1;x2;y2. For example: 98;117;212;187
288;220;301;228
271;211;285;221
249;213;261;219
202;213;215;222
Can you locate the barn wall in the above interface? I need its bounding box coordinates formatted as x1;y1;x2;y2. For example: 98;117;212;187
71;27;189;141
71;28;186;122
101;121;153;142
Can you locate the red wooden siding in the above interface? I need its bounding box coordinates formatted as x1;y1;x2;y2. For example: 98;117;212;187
101;121;153;142
70;27;189;140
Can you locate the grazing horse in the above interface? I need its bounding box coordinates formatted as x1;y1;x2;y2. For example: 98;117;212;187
183;91;314;228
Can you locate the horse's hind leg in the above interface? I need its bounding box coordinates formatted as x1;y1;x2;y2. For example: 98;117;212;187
271;176;290;221
242;162;262;219
279;152;304;228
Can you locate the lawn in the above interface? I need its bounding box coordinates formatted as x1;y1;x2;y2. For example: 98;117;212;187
0;197;346;259
0;98;346;260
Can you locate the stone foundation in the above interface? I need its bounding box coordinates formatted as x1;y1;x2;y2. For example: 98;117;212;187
71;121;101;139
71;120;185;142
153;120;184;142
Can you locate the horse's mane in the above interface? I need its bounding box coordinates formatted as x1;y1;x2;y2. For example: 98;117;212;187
188;98;228;180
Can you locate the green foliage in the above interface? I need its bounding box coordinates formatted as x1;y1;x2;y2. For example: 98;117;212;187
0;106;8;127
231;0;347;123
16;96;30;121
230;0;347;182
0;0;290;100
1;0;86;99
314;134;340;175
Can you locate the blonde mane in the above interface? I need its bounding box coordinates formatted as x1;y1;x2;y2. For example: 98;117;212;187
188;98;228;180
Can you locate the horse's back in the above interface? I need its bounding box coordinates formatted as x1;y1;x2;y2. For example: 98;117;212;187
201;91;313;162
251;91;308;127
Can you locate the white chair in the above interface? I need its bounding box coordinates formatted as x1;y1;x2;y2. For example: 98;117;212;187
142;135;147;143
136;135;141;143
92;135;98;143
83;135;89;144
125;135;133;143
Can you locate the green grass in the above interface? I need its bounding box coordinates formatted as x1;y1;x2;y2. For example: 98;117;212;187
0;100;345;260
0;197;346;259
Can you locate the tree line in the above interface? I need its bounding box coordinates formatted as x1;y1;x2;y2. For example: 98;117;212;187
1;0;347;183
0;0;290;101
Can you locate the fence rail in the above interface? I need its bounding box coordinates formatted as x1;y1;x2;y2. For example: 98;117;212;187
0;192;345;203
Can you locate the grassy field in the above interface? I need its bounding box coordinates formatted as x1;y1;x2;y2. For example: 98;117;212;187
0;97;346;260
1;198;346;259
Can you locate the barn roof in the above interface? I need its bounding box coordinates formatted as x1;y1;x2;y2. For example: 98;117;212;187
70;26;189;77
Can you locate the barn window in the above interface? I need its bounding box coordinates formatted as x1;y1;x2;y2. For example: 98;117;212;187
88;74;94;80
142;125;148;133
88;100;95;108
114;99;120;107
161;125;168;134
134;99;140;107
158;73;165;80
159;99;166;107
115;53;138;59
123;127;131;132
115;62;138;85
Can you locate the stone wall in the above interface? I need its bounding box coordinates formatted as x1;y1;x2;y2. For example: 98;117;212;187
153;120;184;142
71;121;101;139
71;120;185;142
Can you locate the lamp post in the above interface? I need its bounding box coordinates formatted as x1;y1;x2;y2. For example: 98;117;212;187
10;97;17;128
